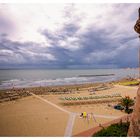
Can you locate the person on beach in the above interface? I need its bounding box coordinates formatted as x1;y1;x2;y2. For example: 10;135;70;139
80;112;83;118
83;112;87;119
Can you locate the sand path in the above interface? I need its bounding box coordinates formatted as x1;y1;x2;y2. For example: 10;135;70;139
29;92;71;114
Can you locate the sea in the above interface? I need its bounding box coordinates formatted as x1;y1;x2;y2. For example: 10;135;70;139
0;69;138;89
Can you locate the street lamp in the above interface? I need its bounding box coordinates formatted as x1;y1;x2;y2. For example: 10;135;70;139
134;8;140;79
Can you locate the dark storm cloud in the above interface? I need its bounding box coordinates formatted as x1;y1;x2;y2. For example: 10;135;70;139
0;35;56;68
41;22;80;46
41;12;139;68
0;4;139;69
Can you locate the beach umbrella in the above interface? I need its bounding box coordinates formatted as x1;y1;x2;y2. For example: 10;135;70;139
134;8;140;79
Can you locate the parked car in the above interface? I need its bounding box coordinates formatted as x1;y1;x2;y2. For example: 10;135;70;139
114;105;124;110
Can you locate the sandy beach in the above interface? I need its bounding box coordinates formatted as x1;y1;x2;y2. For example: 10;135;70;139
0;96;69;136
0;80;138;136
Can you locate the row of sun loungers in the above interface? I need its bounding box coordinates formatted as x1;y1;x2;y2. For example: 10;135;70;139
29;86;74;94
88;85;114;92
0;90;31;103
61;98;121;106
59;93;122;101
31;90;75;95
31;86;113;95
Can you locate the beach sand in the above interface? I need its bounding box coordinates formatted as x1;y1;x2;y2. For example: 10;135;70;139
0;96;69;136
0;82;138;136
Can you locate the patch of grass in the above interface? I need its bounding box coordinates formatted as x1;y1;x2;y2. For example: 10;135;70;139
118;81;139;86
93;122;130;137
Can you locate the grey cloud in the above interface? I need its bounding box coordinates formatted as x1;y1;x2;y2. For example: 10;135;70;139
0;4;139;69
40;5;139;68
0;36;56;67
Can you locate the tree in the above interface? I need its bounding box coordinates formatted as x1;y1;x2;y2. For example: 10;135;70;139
120;96;134;114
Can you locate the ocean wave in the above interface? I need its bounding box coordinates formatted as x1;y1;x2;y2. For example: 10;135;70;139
0;76;117;90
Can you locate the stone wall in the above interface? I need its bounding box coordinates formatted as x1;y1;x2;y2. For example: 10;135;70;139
128;86;140;136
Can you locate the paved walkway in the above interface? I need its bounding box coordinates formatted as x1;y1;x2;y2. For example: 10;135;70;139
64;113;76;136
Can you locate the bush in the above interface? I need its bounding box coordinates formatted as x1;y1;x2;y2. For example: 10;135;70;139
93;122;130;137
120;96;134;114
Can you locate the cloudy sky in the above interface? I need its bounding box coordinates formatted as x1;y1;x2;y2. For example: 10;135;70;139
0;3;139;69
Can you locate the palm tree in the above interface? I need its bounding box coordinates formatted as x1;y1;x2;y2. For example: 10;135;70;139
120;96;134;113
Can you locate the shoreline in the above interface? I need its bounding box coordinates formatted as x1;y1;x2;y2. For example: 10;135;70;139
0;81;107;90
0;68;138;90
0;76;138;91
0;76;138;90
0;77;138;104
0;78;115;90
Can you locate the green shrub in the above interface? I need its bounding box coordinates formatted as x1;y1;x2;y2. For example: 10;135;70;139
93;122;130;137
120;96;134;114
